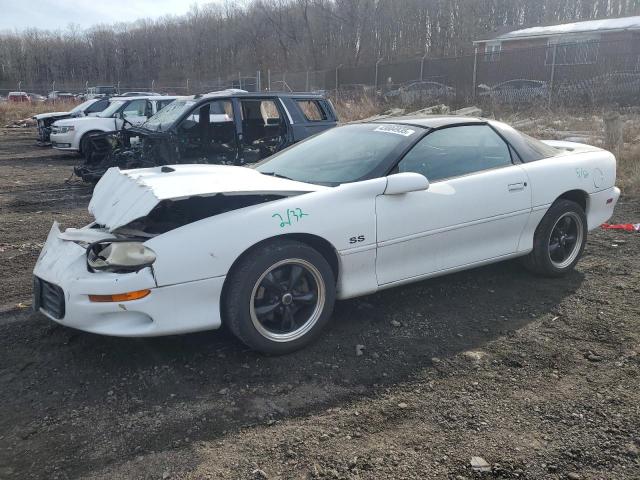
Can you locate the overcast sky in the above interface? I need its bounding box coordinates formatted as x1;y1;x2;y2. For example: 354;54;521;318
0;0;216;32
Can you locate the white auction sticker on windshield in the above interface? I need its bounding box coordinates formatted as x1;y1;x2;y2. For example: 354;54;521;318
374;125;416;136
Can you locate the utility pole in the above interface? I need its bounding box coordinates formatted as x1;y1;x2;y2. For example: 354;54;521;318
548;43;558;109
472;46;478;101
374;58;383;91
420;53;428;81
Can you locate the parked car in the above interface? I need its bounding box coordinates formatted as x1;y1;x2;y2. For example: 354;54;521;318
33;98;111;143
47;91;77;101
384;81;455;104
479;79;548;104
7;91;30;102
33;116;619;354
74;90;338;182
118;91;162;97
86;85;118;99
27;93;47;102
50;95;178;155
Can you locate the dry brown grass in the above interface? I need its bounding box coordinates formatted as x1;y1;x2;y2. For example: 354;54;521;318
330;95;380;123
0;100;80;125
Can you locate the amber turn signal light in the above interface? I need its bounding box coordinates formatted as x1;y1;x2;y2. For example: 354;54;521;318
89;289;151;302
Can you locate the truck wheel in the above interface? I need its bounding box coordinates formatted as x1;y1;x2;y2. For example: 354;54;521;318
523;199;587;277
223;240;336;354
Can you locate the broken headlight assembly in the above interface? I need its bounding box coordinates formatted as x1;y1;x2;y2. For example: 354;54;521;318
87;240;156;273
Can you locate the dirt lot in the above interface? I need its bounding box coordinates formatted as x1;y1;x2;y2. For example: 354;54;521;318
0;127;638;480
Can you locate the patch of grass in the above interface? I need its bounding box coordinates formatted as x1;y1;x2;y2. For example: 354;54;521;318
0;100;80;125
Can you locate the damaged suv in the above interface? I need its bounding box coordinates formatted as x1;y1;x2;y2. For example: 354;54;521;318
33;98;110;144
74;90;338;182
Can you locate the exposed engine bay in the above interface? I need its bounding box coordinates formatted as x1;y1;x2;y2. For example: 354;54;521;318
74;97;291;182
114;193;287;237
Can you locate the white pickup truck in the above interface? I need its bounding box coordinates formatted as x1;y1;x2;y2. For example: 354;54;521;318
50;96;178;156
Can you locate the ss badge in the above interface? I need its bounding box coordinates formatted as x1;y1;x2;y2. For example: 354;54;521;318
349;235;365;244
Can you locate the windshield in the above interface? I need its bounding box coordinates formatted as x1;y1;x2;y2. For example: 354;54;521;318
70;99;95;114
98;100;126;118
142;100;195;131
255;123;421;186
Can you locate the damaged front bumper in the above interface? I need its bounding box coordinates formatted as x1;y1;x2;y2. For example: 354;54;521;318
33;222;224;336
50;131;77;151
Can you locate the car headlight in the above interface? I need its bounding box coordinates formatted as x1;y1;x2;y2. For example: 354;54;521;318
87;240;156;273
54;125;74;134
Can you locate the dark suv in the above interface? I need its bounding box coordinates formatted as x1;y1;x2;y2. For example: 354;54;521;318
76;90;338;182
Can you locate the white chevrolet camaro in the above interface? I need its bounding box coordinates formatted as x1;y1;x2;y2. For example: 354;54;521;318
33;117;620;354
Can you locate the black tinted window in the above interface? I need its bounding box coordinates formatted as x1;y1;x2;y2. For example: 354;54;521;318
86;99;108;113
398;125;512;181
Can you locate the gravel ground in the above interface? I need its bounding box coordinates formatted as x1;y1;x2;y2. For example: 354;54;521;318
0;128;638;479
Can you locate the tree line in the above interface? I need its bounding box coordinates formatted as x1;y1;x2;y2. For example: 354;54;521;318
1;0;639;91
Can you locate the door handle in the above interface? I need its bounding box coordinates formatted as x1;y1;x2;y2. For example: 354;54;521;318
508;182;526;191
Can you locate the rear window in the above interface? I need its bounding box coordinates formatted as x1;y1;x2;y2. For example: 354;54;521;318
296;100;327;121
521;132;560;158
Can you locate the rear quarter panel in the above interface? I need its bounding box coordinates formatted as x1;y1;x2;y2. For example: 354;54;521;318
522;148;616;206
517;147;617;252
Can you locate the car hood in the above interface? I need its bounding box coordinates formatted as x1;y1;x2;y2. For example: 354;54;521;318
33;111;69;120
54;116;111;127
90;165;328;231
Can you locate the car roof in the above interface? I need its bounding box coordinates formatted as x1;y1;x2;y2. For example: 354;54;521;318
109;95;179;101
370;115;486;129
193;90;327;100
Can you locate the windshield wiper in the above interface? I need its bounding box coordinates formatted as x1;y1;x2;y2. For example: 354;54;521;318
260;171;295;181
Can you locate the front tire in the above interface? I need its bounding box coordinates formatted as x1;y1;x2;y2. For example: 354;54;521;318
223;240;336;354
80;132;99;162
523;199;587;277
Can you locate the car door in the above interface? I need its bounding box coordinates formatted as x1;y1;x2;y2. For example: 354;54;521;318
375;124;531;286
121;99;150;126
288;98;337;138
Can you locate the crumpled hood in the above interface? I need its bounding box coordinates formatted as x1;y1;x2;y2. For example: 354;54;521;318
33;111;69;120
89;165;327;231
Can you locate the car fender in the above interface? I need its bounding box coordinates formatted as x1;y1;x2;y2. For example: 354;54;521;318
145;177;388;297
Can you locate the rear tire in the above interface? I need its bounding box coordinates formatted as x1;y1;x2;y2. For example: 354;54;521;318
223;240;336;354
523;199;587;277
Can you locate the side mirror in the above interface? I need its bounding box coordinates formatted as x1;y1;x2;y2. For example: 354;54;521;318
384;172;429;195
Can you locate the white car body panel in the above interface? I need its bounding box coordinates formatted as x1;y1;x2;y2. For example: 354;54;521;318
33;129;621;338
90;165;329;230
375;164;530;285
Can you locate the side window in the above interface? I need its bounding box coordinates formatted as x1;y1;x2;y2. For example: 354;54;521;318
122;99;148;117
296;100;327;121
398;125;512;181
156;100;173;112
240;99;282;125
86;99;107;113
182;100;233;126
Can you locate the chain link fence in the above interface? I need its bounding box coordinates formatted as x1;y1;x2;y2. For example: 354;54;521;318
2;38;639;110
